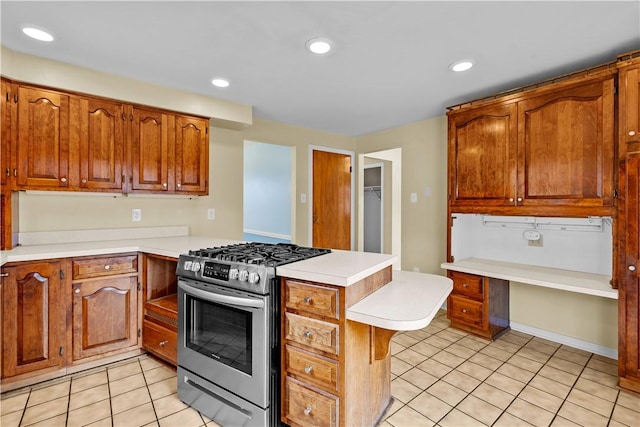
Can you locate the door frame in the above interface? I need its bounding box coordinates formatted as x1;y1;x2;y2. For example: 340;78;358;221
363;162;384;253
308;145;355;249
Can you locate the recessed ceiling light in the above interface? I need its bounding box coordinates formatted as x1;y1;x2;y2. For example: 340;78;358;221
22;27;54;42
306;38;333;55
211;78;230;88
450;60;475;72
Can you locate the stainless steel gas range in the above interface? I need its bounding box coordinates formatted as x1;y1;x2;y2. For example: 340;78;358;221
175;243;330;427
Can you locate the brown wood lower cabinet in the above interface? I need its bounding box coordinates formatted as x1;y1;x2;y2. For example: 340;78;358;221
446;271;509;340
1;261;65;379
281;269;392;427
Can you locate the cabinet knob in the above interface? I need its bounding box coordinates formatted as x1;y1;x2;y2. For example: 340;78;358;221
74;288;80;294
630;130;637;136
462;309;468;313
304;296;312;304
304;365;313;374
159;340;168;347
303;330;312;338
60;177;67;183
517;197;523;202
104;265;110;270
304;405;312;416
629;265;637;272
81;178;87;184
509;198;514;202
462;283;468;288
177;183;181;188
163;182;167;187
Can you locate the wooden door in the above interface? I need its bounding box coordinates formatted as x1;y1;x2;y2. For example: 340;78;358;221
175;115;208;194
75;96;125;191
517;77;615;208
312;150;351;250
448;103;517;208
2;261;64;378
15;85;70;188
72;276;138;360
129;106;173;192
620;151;640;390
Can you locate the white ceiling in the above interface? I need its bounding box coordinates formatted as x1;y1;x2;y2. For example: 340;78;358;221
1;1;639;136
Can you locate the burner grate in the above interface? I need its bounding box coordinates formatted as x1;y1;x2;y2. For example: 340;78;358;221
189;243;330;267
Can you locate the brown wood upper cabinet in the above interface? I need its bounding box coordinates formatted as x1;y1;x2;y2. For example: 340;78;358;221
448;72;616;216
4;79;209;195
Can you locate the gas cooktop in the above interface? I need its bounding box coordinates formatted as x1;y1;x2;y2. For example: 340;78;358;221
188;242;331;267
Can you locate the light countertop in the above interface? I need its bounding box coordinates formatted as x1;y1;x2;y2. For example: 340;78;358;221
441;257;617;299
275;250;397;286
1;228;397;288
346;270;452;331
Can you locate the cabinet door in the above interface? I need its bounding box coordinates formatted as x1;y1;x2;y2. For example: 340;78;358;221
516;77;615;208
15;86;70;188
620;152;640;388
1;261;64;378
72;276;139;360
129;107;173;192
175;115;208;194
75;96;125;190
1;78;11;188
448;103;517;207
619;61;640;145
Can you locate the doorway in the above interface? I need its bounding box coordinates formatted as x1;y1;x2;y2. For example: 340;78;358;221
243;140;293;244
309;146;355;250
363;163;383;253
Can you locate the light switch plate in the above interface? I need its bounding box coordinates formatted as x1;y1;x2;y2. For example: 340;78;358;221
132;209;142;222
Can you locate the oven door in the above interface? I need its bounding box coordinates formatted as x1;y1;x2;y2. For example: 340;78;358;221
177;278;270;408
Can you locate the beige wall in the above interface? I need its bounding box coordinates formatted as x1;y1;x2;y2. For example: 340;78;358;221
4;48;618;353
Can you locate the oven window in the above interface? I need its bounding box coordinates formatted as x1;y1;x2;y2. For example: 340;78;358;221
185;294;252;375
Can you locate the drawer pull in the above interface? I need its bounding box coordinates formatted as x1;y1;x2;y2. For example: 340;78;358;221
74;288;80;294
159;340;168;347
304;365;313;374
462;309;468;313
104;265;111;270
304;405;312;416
304;296;312;304
303;330;312;339
462;283;468;288
630;130;637;136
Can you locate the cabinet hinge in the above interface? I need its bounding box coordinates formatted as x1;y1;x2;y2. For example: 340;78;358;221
349;166;352;173
614;188;619;199
59;270;65;279
130;114;133;121
5;91;8;102
5;167;9;178
613;85;618;95
13;93;17;103
59;347;64;356
138;329;141;338
121;113;126;121
137;282;141;291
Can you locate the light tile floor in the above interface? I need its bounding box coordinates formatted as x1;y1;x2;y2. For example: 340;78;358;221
1;310;639;427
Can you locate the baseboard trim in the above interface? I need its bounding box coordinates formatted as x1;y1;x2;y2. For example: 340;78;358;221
510;321;617;360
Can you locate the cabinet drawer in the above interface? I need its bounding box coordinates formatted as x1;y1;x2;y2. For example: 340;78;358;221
448;294;484;327
449;271;484;300
284;376;338;427
72;254;138;279
285;313;339;355
285;345;339;392
285;280;339;319
143;320;177;365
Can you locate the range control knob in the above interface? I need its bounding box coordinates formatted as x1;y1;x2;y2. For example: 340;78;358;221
248;272;260;284
191;262;201;272
238;270;249;282
229;268;239;280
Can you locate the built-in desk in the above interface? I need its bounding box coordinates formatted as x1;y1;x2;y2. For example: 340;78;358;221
441;257;616;299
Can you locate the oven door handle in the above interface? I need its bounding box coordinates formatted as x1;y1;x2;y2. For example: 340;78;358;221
178;281;265;309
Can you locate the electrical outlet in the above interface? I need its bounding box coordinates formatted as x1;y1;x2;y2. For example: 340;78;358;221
207;208;215;220
132;209;142;222
300;193;307;204
410;193;418;203
528;235;543;247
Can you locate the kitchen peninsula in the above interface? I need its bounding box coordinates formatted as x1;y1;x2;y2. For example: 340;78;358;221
0;227;453;427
